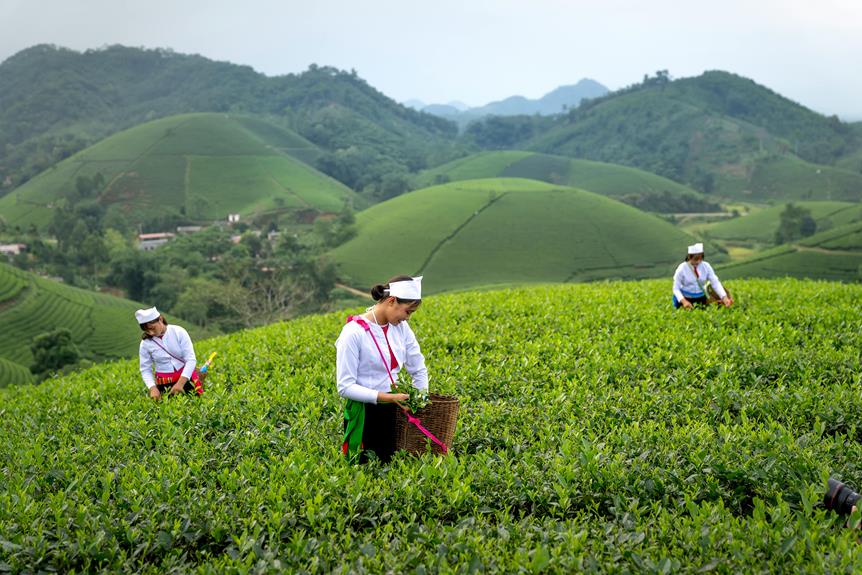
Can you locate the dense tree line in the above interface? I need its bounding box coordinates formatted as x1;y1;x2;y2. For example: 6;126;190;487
619;190;722;213
462;115;556;150
5;48;857;206
104;227;339;332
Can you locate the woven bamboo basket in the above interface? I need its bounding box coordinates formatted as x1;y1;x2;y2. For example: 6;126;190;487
395;394;459;455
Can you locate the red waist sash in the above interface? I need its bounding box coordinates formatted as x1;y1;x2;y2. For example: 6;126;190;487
155;369;203;395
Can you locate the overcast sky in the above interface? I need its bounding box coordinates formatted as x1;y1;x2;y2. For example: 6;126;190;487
2;0;861;119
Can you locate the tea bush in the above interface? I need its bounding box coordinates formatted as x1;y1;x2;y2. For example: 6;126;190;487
2;278;862;572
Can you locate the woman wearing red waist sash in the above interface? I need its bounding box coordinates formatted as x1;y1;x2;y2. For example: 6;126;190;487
136;306;203;399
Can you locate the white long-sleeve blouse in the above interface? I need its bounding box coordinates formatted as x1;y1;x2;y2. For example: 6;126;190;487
138;324;197;389
672;260;727;301
335;317;429;404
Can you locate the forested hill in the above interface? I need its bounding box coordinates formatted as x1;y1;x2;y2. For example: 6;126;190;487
0;44;457;192
468;71;862;199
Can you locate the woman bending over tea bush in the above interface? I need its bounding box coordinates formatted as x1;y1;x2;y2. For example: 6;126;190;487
136;307;204;399
672;243;733;309
336;275;428;463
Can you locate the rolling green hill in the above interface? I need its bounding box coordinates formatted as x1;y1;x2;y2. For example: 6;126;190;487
0;44;456;191
719;220;862;282
414;151;715;212
716;155;862;201
691;201;862;246
330;178;713;293
0;113;359;229
466;71;862;200
0;262;214;386
2;279;862;572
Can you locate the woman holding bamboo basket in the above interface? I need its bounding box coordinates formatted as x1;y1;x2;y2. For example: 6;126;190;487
335;275;429;463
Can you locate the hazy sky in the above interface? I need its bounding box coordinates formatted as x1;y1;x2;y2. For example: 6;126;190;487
2;0;861;119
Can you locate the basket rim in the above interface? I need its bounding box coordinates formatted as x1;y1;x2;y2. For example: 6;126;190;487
426;393;458;403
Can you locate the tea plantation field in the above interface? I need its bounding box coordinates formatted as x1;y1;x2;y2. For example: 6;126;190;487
0;113;355;229
2;278;862;572
331;178;712;294
690;201;862;246
415;151;705;204
720;220;862;283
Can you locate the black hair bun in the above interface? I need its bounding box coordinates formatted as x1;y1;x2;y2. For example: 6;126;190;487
370;284;387;301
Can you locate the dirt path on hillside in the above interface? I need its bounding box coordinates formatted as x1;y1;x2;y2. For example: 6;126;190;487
793;245;860;255
672;212;735;225
335;283;369;298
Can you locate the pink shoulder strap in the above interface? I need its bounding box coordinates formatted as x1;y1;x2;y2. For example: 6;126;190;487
151;337;186;365
347;315;396;387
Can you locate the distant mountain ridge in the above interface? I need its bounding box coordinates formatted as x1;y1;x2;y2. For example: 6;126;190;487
465;71;862;199
406;79;609;127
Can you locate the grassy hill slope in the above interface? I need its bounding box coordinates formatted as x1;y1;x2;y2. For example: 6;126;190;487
1;279;861;572
330;178;710;292
0;262;214;386
691;201;862;245
0;44;456;190
415;151;711;211
0;113;358;229
719;220;862;282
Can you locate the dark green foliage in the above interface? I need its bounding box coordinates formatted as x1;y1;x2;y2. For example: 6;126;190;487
29;328;79;378
775;203;817;245
669;72;851;164
620;190;721;213
105;250;162;303
463;115;555;150
313;203;357;248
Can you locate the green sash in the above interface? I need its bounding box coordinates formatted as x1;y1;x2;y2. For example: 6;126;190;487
342;399;365;462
